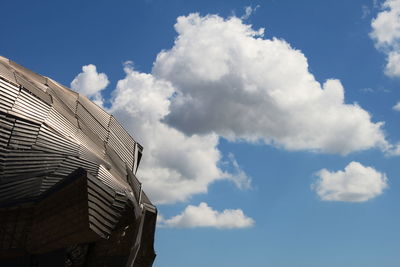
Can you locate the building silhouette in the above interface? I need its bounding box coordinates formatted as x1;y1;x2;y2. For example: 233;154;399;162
0;56;157;266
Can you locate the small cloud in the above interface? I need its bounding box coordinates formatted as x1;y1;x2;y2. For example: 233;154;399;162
241;5;260;20
388;145;399;155
385;51;400;77
71;64;109;106
312;161;388;202
362;5;371;19
123;60;134;70
393;101;400;111
158;202;254;229
385;141;400;155
370;0;400;77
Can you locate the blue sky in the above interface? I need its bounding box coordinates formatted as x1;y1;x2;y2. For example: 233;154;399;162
2;0;400;266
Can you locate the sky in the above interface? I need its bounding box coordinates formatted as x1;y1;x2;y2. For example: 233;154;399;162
2;0;400;266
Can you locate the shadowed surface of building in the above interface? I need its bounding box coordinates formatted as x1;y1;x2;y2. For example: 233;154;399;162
0;56;157;266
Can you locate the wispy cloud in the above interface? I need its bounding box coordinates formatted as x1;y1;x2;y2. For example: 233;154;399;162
362;5;371;19
226;153;251;190
241;5;260;20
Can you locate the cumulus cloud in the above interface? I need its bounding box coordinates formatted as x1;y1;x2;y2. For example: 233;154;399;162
312;161;388;202
108;63;249;204
371;0;400;76
154;13;388;155
158;202;254;229
71;13;390;204
71;64;109;105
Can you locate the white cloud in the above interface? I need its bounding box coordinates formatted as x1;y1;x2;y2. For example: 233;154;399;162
158;202;254;229
108;63;248;204
385;141;400;155
371;0;400;76
312;161;388;202
71;64;109;105
393;101;400;110
153;13;388;155
386;51;400;76
71;13;391;205
371;0;400;47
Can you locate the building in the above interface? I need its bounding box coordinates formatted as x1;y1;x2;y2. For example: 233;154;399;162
0;56;157;266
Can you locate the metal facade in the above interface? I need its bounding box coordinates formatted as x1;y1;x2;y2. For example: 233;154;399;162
0;56;157;266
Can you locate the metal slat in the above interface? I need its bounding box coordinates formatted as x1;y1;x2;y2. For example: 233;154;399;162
0;61;17;84
76;103;108;141
108;116;135;152
15;74;52;105
34;125;79;156
78;95;110;128
46;78;78;113
0;79;19;111
107;131;134;171
45;106;78;139
12;89;51;122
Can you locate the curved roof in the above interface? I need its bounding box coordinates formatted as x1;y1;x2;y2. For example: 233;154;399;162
0;55;155;235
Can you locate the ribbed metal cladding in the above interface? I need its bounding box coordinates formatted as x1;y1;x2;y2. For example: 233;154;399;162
0;79;19;113
0;63;17;85
11;88;51;122
79;94;111;128
76;102;108;141
47;79;78;114
0;56;157;266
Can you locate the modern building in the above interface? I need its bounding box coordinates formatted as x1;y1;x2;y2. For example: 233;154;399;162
0;56;157;266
